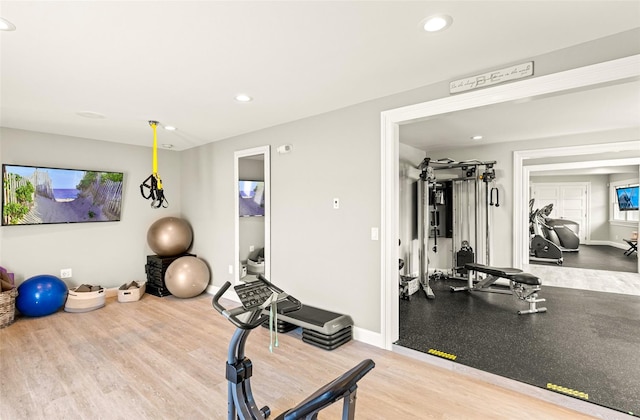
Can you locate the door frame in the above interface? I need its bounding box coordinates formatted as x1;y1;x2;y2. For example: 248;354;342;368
380;54;640;350
234;145;271;284
517;155;640;268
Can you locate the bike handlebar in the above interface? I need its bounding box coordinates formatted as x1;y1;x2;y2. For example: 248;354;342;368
212;277;301;330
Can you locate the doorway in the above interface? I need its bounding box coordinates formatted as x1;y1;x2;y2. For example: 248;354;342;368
234;146;271;284
382;55;640;348
381;55;640;416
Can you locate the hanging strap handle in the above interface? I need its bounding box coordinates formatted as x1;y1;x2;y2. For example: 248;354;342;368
490;186;500;207
139;121;169;208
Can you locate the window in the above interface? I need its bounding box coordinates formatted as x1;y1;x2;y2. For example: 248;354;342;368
610;179;639;223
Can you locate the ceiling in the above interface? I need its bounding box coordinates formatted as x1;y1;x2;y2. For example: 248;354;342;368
399;80;640;152
1;1;640;151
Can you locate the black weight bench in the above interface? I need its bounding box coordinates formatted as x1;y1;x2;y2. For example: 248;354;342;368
450;262;547;315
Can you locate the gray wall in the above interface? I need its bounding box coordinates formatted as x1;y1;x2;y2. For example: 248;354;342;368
0;127;183;286
1;28;639;335
180;106;388;331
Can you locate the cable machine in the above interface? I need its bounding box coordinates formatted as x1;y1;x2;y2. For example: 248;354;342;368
416;157;499;299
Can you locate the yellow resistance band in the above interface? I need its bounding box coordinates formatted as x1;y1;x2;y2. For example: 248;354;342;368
150;121;163;189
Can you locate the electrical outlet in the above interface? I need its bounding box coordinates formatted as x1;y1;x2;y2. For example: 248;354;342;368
249;245;255;252
228;265;233;275
333;198;340;209
60;268;72;278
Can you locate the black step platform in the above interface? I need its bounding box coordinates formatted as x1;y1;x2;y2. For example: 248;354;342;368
302;326;352;351
261;318;298;333
264;302;354;350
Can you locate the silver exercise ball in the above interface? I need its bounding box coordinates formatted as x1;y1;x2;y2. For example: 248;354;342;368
147;217;193;257
164;256;210;298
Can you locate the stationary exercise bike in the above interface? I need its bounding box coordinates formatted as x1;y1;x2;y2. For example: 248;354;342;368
529;200;563;265
212;275;375;420
537;203;580;252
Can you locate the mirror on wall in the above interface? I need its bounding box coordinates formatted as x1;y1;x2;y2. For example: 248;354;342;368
234;146;270;284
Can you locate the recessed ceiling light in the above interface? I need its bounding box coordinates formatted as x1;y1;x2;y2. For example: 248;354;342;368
77;111;106;119
421;14;453;32
235;94;252;102
163;125;177;131
471;135;483;141
0;18;16;31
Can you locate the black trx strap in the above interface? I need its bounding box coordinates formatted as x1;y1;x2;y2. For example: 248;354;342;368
140;174;168;208
139;121;169;208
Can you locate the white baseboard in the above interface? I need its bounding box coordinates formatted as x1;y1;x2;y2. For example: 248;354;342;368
205;284;384;347
206;283;240;303
586;240;629;250
352;326;384;348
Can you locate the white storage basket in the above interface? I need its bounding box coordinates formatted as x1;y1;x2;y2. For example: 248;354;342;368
65;285;106;313
118;281;146;303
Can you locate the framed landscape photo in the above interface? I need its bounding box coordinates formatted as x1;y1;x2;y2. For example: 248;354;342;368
2;164;124;226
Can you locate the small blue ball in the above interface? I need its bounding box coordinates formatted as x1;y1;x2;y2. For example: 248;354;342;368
16;275;68;317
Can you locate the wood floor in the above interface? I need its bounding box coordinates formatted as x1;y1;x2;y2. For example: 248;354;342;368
0;293;598;419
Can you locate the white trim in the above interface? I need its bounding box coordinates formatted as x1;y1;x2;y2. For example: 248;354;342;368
353;326;385;348
526;158;640;172
381;54;640;350
234;146;271;285
206;283;241;303
587;240;631;250
609;178;639;223
610;221;640;228
380;113;399;350
206;282;386;348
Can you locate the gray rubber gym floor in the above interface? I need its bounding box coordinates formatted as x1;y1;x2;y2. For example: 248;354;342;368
531;244;638;273
397;278;640;417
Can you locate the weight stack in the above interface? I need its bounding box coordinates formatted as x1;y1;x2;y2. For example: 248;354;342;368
145;253;195;297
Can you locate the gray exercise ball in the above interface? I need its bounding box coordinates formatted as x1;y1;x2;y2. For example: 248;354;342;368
164;256;209;298
147;217;193;257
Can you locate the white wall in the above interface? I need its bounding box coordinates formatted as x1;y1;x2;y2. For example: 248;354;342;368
0;128;183;287
530;174;609;240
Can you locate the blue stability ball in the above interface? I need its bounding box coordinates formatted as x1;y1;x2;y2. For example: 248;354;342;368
16;275;68;317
